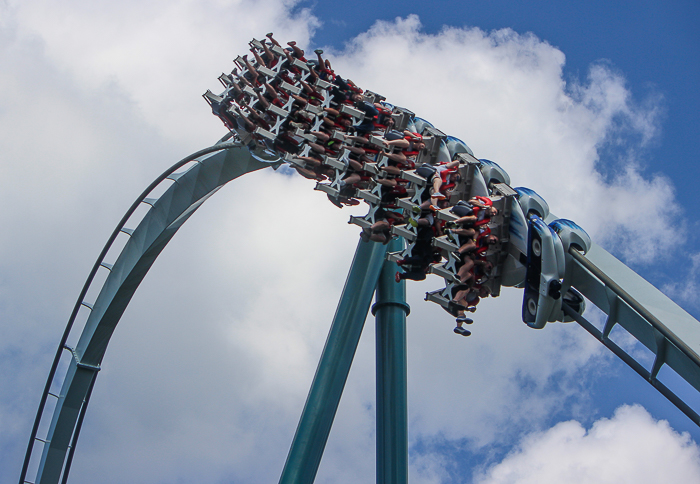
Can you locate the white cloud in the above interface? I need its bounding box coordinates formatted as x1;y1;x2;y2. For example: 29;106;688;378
327;16;673;263
663;252;700;311
5;0;319;146
0;6;689;484
475;405;700;484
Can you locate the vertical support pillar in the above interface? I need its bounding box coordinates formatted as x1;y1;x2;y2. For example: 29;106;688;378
278;239;389;484
373;237;410;484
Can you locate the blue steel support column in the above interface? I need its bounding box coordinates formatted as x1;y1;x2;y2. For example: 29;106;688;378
278;239;389;484
373;237;410;484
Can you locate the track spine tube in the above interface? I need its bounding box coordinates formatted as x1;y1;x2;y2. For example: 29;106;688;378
278;239;388;484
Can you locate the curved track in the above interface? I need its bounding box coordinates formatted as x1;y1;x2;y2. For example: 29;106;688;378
20;139;279;484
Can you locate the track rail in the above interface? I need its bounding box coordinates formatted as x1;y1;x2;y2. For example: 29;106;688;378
566;245;700;425
20;137;277;484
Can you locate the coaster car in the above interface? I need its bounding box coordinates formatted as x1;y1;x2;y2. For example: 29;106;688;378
547;219;591;322
412;116;434;133
479;159;511;187
549;218;591;254
468;164;490;198
204;35;595;334
500;200;528;287
445;135;475;158
513;187;550;220
522;214;566;329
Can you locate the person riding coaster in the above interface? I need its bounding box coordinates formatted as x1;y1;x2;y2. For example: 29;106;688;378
207;34;531;339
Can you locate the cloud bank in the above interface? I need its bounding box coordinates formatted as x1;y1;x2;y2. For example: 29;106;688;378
327;15;674;263
0;3;690;484
475;405;700;484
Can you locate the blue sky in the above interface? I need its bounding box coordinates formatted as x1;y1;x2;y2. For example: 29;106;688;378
310;0;700;444
1;1;699;483
304;0;700;257
308;0;700;256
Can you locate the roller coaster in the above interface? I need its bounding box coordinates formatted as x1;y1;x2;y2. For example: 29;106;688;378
20;35;700;484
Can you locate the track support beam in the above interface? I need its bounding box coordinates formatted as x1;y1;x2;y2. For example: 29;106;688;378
373;237;410;484
278;239;389;484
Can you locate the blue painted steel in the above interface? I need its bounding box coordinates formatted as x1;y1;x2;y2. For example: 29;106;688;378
569;245;700;397
478;158;511;186
373;237;410;484
548;219;591;253
26;143;275;484
562;303;700;426
445;135;474;157
20;138;240;484
278;239;389;484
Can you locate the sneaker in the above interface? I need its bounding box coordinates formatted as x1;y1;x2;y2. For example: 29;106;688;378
314;49;324;55
453;326;471;336
327;195;343;208
433;192;446;200
409;218;419;228
456;316;473;324
411;205;422;215
467;307;476;313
